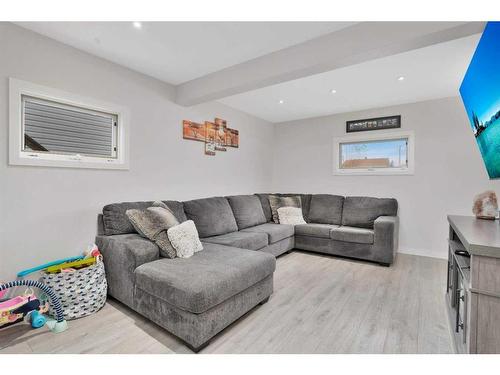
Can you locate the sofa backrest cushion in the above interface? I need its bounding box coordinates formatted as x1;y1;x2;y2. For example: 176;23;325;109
183;196;238;237
342;196;398;229
102;200;186;236
226;195;267;230
255;193;273;222
308;194;344;225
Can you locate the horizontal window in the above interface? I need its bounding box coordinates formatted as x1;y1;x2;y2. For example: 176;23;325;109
23;96;117;159
340;138;408;169
9;78;129;170
333;131;414;175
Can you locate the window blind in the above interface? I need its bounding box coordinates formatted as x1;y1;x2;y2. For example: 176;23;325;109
23;96;117;158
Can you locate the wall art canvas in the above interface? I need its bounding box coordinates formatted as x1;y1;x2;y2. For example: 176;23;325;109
205;140;216;156
226;129;239;148
214;118;227;151
183;120;206;142
204;121;217;156
183;117;239;155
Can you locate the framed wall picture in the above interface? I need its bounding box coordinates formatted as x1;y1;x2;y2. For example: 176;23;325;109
183;120;206;141
346;115;401;133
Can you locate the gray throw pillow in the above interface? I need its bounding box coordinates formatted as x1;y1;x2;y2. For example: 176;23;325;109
149;203;180;227
126;205;179;259
268;195;302;223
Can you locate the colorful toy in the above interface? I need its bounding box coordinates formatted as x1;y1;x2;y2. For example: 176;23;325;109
1;294;34;327
17;245;100;278
28;310;47;328
45;257;96;274
84;243;101;259
17;256;84;278
0;280;68;333
0;289;48;329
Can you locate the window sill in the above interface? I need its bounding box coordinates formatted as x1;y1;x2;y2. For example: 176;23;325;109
10;152;129;170
333;168;414;176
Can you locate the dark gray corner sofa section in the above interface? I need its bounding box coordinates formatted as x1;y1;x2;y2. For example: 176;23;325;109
95;193;398;352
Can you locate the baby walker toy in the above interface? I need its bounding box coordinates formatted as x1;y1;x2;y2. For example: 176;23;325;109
0;280;68;333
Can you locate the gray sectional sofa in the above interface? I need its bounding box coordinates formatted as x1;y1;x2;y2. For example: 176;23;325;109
95;193;398;352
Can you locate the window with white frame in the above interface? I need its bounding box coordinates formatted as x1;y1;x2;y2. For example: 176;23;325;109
9;78;129;169
333;131;414;175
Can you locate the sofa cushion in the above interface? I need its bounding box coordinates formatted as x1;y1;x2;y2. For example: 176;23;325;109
268;195;302;223
295;223;339;238
134;242;276;314
277;207;306;225
279;194;312;222
342;196;398;229
161;200;188;223
308;194;344;225
102;200;186;236
103;201;155;235
241;223;294;244
149;203;180;227
330;226;374;244
255;193;273;222
226;195;267;230
167;220;203;258
183;197;238;238
126;207;179;259
202;231;268;250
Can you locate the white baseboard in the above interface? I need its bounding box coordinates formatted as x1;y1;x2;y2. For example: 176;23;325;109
397;247;447;260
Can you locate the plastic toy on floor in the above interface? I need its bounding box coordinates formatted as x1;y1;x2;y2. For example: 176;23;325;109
0;288;48;329
0;280;68;333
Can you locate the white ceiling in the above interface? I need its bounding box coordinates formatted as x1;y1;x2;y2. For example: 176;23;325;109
16;22;481;123
219;34;481;123
16;21;354;85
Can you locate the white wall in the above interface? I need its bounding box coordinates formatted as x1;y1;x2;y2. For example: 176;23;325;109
0;23;275;280
272;97;500;259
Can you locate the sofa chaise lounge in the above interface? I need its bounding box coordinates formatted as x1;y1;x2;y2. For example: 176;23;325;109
96;193;398;351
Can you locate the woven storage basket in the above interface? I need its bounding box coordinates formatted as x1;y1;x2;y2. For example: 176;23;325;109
41;257;107;320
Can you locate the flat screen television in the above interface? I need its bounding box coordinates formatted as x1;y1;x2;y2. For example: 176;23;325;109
460;21;500;179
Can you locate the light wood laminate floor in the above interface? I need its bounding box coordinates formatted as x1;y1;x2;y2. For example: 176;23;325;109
0;252;453;354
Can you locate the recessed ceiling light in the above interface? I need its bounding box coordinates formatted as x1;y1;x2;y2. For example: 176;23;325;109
279;100;284;104
133;22;142;29
397;76;405;81
330;89;337;94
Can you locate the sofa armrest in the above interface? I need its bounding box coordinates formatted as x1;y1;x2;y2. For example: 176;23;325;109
96;233;160;307
373;216;399;264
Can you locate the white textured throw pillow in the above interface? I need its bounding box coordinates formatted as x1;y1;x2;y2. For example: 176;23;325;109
167;220;203;258
277;206;306;225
